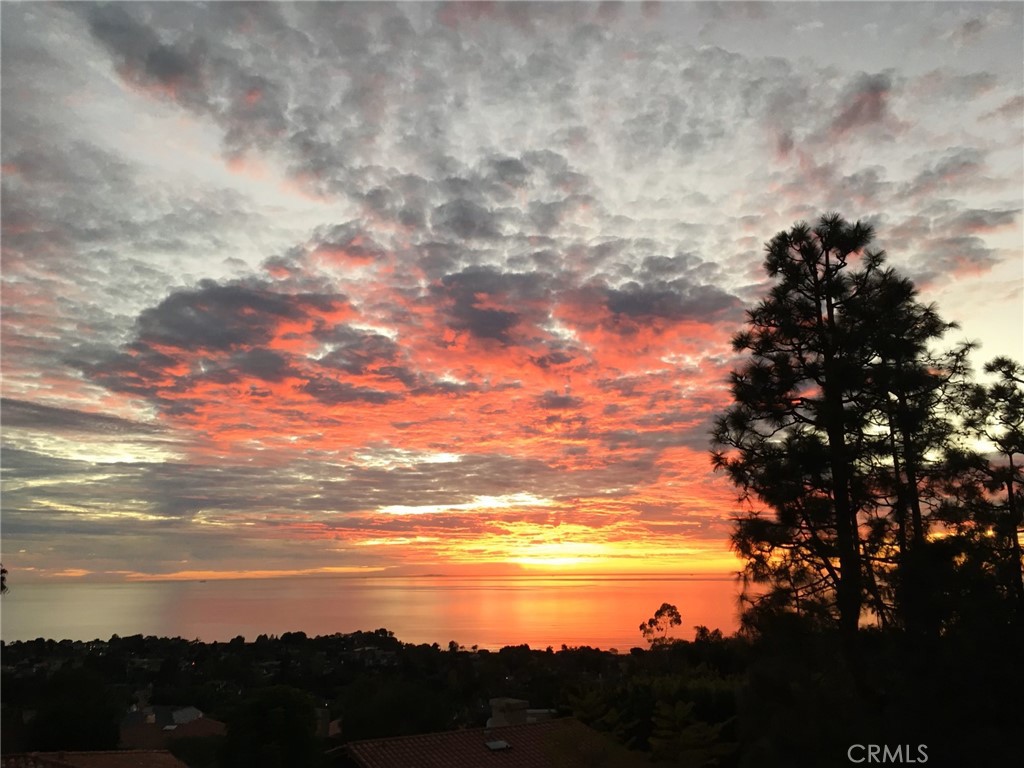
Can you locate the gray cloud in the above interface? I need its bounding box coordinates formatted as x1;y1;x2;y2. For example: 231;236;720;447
434;267;555;343
137;281;314;351
605;281;740;323
904;148;989;199
907;235;1000;287
432;199;503;240
1;399;162;435
314;326;401;375
230;348;295;383
537;391;584;410
302;378;403;405
982;94;1024;122
828;72;896;139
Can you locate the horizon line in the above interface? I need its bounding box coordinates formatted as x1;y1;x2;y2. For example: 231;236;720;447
4;570;743;585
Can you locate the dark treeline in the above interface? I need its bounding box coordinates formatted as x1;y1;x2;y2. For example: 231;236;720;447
1;629;745;768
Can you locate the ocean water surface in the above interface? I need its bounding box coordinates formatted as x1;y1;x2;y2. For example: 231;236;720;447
0;574;743;649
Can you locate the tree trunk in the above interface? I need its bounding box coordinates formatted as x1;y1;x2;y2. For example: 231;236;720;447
897;394;926;547
820;243;862;641
825;396;862;640
1005;475;1024;612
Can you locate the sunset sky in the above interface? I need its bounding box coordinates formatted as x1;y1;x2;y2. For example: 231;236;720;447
2;2;1021;582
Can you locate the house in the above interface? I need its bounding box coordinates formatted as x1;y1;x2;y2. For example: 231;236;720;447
486;698;557;727
119;706;225;750
0;751;189;768
342;716;648;768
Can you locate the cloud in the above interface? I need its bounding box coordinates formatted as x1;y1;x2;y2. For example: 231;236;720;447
982;94;1024;122
84;3;210;111
1;399;162;435
2;1;1020;580
907;236;1001;287
903;148;989;199
914;69;997;101
946;17;986;49
310;224;388;266
538;391;584;410
432;199;504;240
434;267;555;344
302;378;403;406
945;208;1019;236
828;72;897;139
137;281;334;351
314;325;401;375
605;282;739;324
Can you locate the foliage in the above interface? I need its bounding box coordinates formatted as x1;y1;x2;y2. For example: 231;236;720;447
336;674;458;740
707;212;1024;764
5;621;1022;766
223;685;319;768
711;212;1021;641
958;356;1024;612
28;667;121;751
640;603;683;647
649;700;736;767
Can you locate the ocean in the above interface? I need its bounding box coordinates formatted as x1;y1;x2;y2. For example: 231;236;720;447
0;574;743;649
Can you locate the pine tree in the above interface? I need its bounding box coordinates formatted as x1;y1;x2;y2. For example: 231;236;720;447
961;357;1024;613
711;213;965;640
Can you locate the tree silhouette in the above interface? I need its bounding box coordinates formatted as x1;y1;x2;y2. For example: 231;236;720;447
961;357;1024;612
1;563;7;595
639;602;682;647
711;213;968;643
29;667;120;750
224;685;318;768
855;291;974;633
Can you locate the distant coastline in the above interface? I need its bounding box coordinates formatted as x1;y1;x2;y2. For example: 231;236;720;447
0;574;743;647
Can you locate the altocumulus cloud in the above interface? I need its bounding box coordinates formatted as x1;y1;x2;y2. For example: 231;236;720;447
1;1;1021;578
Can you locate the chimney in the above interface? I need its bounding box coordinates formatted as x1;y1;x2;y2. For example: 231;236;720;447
487;698;528;727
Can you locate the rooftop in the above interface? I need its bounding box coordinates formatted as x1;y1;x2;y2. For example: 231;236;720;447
120;713;226;750
1;751;189;768
345;717;646;768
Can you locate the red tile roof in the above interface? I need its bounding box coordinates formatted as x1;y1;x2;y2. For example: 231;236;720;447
1;751;189;768
120;716;226;749
345;718;647;768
